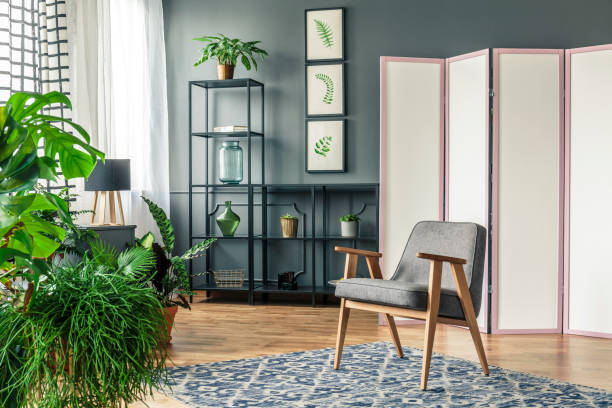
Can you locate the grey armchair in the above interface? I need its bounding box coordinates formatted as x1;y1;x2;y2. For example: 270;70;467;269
333;221;489;390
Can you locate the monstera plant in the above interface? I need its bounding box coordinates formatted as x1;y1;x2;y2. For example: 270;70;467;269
0;91;104;306
0;91;102;407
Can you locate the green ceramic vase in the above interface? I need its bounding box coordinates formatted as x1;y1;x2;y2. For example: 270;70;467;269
216;201;240;236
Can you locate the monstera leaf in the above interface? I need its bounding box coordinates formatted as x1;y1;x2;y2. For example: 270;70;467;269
0;92;104;194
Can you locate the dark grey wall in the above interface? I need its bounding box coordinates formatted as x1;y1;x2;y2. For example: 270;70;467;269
163;0;612;259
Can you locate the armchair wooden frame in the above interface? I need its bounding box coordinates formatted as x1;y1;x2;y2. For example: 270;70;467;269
333;246;489;390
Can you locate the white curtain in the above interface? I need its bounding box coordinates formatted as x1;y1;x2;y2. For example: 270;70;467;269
67;0;170;239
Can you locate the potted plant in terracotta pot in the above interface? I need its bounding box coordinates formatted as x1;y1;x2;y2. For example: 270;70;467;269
280;213;298;238
339;214;360;238
193;33;268;80
138;196;216;343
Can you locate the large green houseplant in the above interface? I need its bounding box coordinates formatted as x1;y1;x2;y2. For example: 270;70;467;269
0;92;171;407
136;196;216;342
193;33;267;79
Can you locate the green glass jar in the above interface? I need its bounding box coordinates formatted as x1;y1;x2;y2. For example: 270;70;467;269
216;201;240;236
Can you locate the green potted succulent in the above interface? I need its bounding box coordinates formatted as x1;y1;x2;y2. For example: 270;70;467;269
339;214;360;238
280;213;298;238
193;33;268;80
137;196;216;342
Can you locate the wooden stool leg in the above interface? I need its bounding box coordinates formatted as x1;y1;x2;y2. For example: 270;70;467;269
384;314;404;358
334;298;351;370
91;191;99;224
421;260;442;390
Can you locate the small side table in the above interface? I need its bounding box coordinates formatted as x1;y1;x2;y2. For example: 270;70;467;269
81;225;137;252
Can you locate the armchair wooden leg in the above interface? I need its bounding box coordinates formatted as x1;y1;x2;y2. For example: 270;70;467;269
451;263;489;375
384;314;404;358
334;298;351;370
421;260;442;390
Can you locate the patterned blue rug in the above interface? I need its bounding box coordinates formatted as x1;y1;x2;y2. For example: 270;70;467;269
164;341;611;407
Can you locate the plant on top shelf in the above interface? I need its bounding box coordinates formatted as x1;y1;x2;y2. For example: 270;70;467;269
136;196;216;342
193;33;268;80
339;214;360;238
280;213;298;238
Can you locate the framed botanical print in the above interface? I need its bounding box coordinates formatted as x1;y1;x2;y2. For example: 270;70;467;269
306;63;345;117
305;119;345;173
305;7;344;62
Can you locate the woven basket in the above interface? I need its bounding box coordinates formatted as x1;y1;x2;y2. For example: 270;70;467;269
213;269;246;288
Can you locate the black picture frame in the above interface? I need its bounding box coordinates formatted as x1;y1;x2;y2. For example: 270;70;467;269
305;118;346;173
305;62;346;117
304;7;345;62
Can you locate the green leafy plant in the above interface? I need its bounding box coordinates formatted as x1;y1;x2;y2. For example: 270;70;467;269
138;196;216;308
314;19;334;48
193;34;268;70
0;248;170;408
0;91;103;308
281;213;298;220
315;73;334;104
314;136;333;157
339;214;360;222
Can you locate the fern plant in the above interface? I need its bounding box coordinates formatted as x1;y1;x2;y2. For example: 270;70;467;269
314;136;333;157
315;73;334;104
314;19;334;48
0;248;170;408
138;196;216;308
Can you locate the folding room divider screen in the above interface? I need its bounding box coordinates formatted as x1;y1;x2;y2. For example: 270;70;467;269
380;44;612;338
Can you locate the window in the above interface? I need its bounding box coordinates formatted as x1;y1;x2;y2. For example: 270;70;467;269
1;0;72;192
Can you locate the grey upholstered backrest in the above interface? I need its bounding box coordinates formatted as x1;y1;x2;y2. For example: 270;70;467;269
391;221;487;316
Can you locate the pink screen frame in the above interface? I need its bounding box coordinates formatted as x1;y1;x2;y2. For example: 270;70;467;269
491;48;565;334
444;49;490;334
379;56;445;327
563;44;612;339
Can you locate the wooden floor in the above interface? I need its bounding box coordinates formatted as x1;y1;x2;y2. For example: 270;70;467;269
133;294;612;407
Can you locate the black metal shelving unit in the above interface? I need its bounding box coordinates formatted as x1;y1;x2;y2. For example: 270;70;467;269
188;79;378;306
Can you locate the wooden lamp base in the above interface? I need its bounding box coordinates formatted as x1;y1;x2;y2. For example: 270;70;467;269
91;191;125;226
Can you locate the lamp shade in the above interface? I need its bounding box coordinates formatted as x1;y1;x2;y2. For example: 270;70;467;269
84;159;131;191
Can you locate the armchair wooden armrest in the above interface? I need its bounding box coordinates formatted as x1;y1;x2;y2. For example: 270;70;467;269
417;252;466;265
335;246;383;280
334;246;382;258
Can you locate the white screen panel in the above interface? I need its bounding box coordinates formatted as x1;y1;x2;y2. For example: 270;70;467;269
381;58;443;279
495;51;561;330
447;52;488;328
568;47;612;335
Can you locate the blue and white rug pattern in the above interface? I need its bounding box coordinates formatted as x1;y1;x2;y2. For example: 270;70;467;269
165;341;611;407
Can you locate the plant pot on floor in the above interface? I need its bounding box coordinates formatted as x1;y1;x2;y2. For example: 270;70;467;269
280;217;298;238
163;305;179;344
340;221;359;238
217;64;235;80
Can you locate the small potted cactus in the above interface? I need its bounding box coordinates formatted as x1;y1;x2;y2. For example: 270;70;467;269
339;214;360;238
280;213;298;238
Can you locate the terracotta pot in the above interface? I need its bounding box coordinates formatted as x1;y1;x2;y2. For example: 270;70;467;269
280;217;298;238
163;305;179;344
217;63;235;80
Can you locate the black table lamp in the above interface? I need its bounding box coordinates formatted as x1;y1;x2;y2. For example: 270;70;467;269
84;159;131;225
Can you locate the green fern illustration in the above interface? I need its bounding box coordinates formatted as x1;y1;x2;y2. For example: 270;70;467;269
314;136;333;157
315;73;334;104
314;19;334;48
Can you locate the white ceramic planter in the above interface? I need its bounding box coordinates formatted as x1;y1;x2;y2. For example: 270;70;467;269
340;221;359;238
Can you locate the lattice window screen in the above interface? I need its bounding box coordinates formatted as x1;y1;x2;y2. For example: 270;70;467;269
0;0;73;193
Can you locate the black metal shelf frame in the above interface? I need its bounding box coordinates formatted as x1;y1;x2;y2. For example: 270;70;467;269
188;79;379;306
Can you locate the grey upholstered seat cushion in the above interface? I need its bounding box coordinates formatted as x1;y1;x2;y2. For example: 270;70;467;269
334;221;487;320
335;278;465;319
